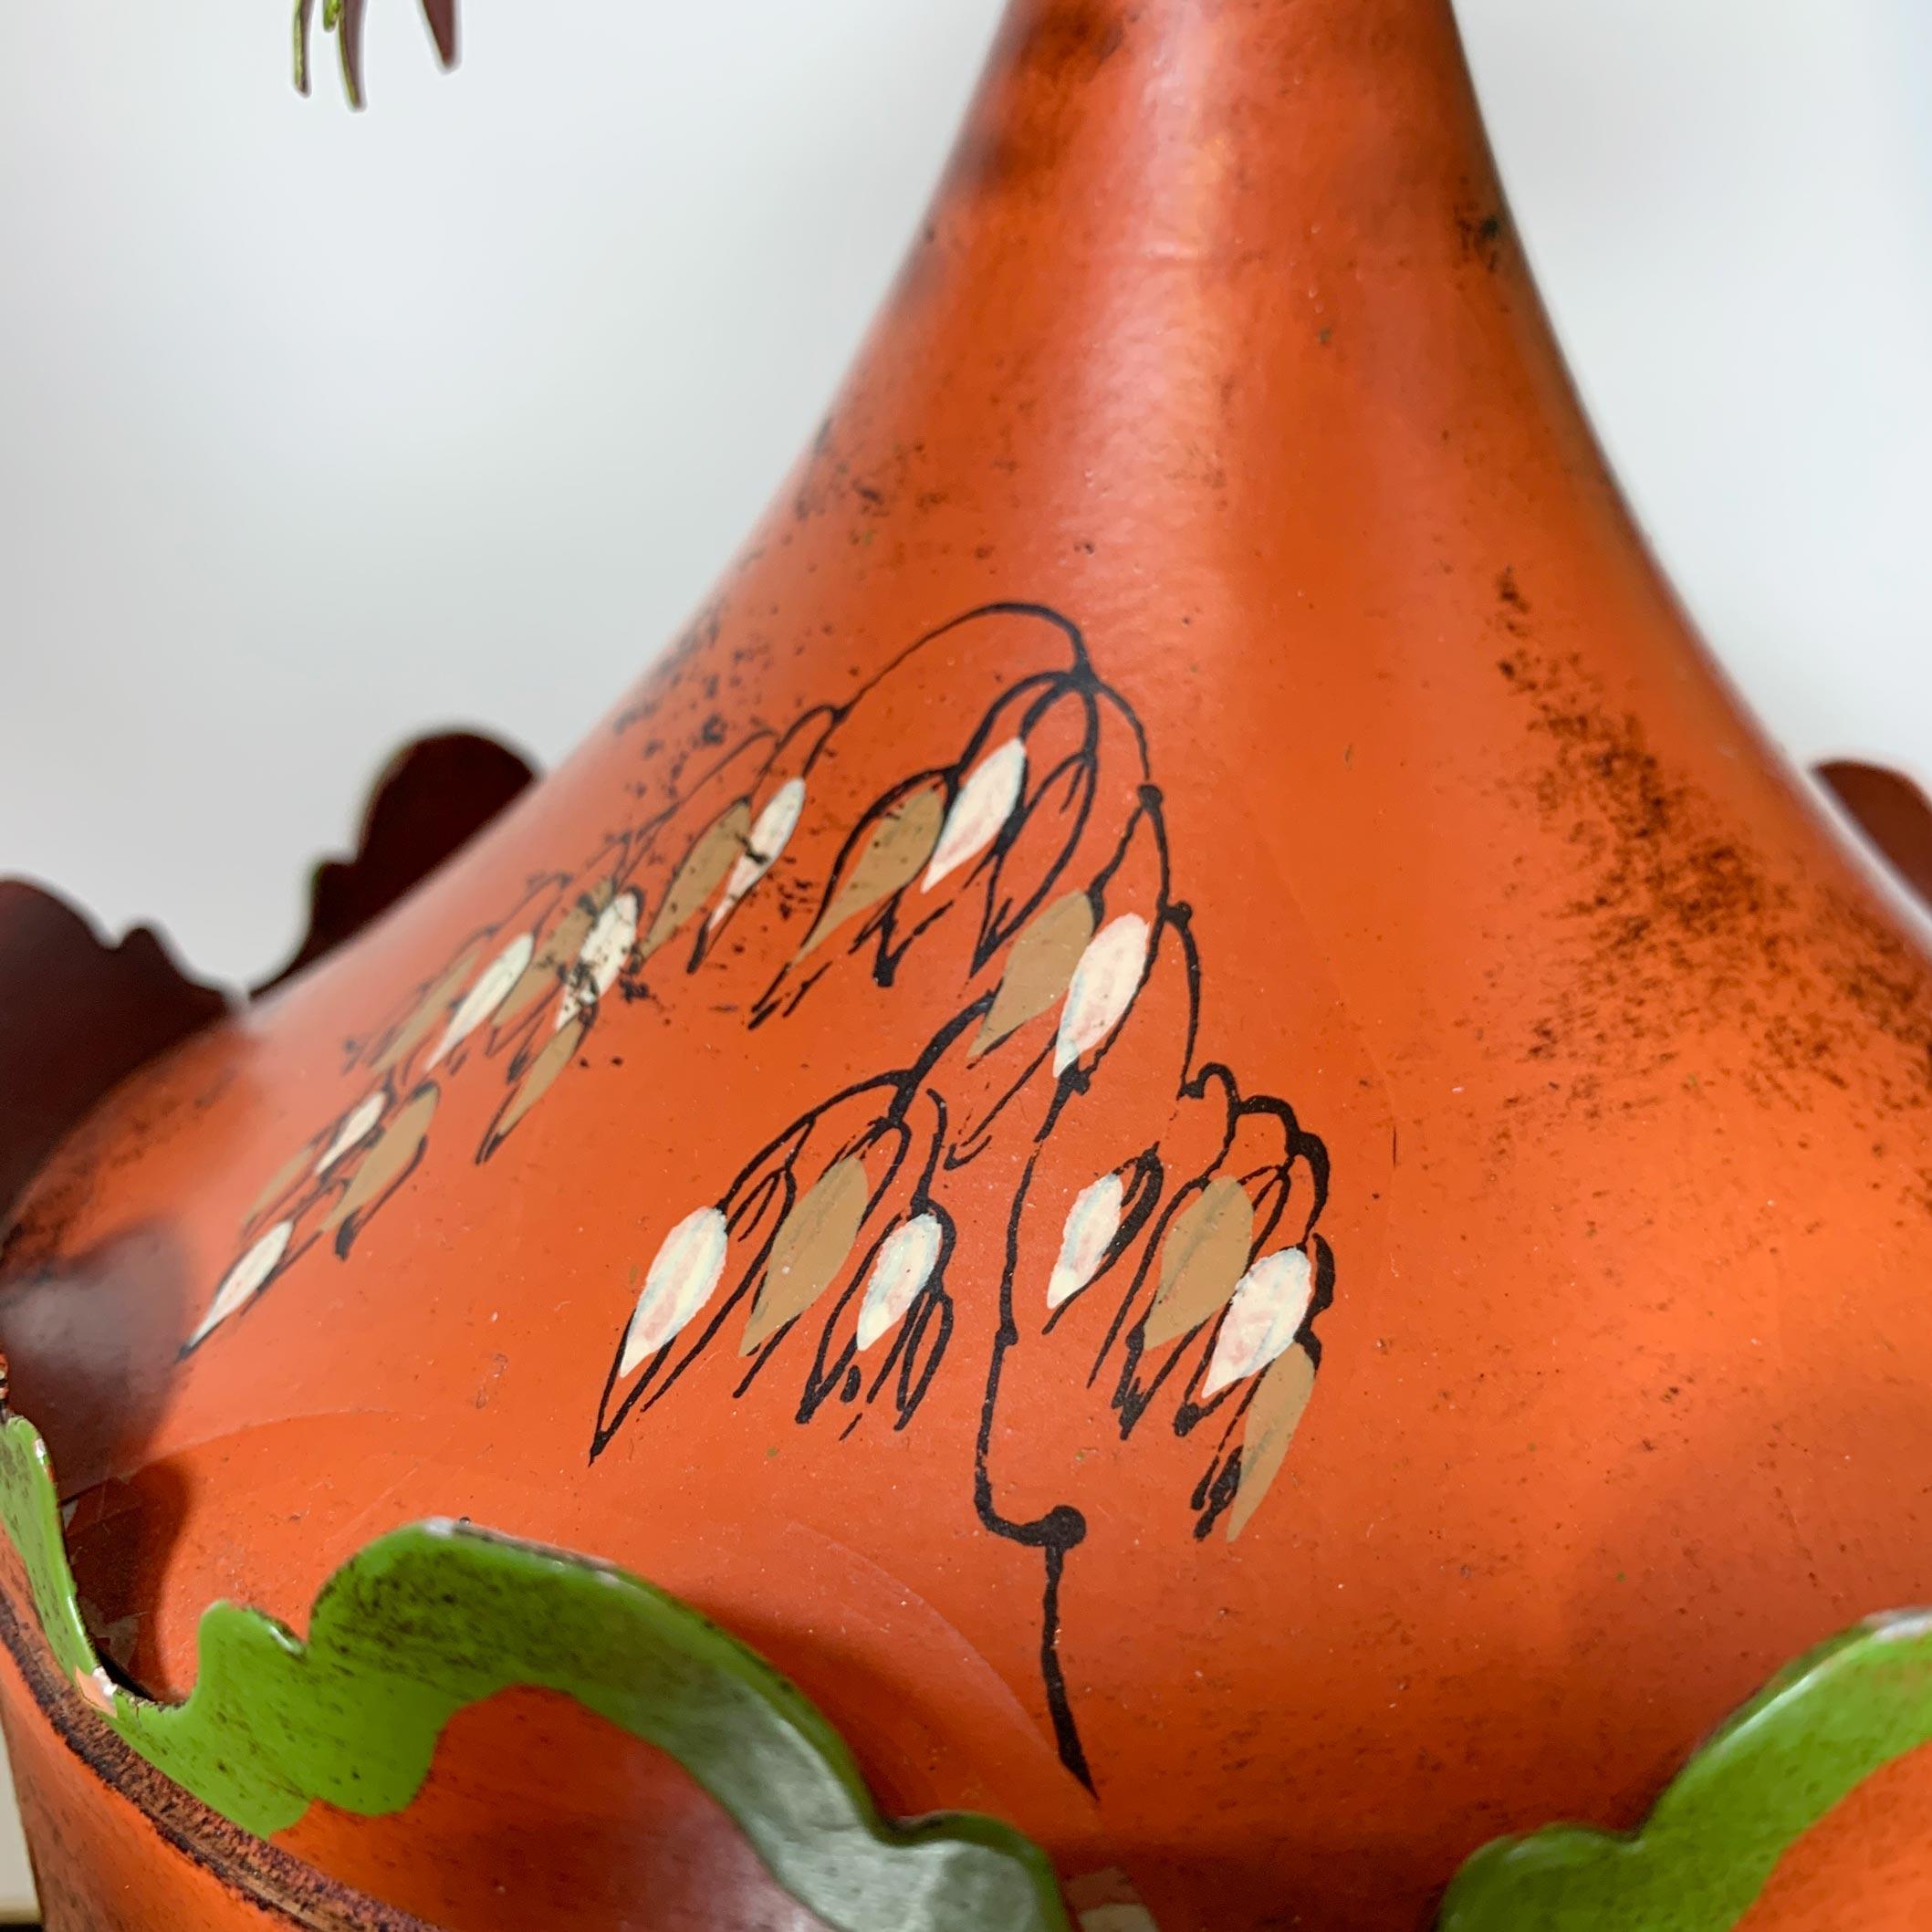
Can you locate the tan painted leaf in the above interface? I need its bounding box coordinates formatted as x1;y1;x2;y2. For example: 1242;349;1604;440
241;1140;321;1229
1143;1176;1253;1349
799;786;944;959
1227;1342;1317;1542
642;801;749;960
741;1155;870;1355
327;1084;440;1239
486;1013;587;1153
971;891;1093;1060
373;945;478;1071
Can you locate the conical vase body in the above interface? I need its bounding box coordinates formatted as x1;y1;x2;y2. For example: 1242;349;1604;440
6;4;1932;1929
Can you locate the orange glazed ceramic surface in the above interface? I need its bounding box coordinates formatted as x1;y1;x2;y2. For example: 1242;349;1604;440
7;2;1932;1927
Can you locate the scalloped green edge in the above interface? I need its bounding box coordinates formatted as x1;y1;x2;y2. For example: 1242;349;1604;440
1439;1607;1932;1929
0;1413;1070;1932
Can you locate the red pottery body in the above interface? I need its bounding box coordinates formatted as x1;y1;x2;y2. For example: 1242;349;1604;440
5;3;1932;1928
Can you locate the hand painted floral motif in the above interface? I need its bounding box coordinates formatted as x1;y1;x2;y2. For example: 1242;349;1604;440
193;603;1335;1784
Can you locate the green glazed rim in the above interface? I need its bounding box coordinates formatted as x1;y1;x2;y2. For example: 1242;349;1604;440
1439;1606;1932;1930
0;1410;1070;1932
9;1394;1932;1931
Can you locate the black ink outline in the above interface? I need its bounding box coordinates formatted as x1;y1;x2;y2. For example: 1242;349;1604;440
194;602;1337;1789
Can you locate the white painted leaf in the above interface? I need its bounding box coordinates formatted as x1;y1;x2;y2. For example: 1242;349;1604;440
855;1214;944;1351
1202;1248;1314;1396
557;889;642;1029
1047;1173;1123;1309
428;932;536;1069
620;1206;731;1375
313;1092;385;1175
922;737;1026;892
1053;913;1150;1073
708;777;807;930
189;1218;293;1347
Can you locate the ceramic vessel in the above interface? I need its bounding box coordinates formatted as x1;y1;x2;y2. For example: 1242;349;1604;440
6;3;1932;1928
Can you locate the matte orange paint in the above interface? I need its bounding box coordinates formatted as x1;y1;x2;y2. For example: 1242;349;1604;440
5;1;1932;1927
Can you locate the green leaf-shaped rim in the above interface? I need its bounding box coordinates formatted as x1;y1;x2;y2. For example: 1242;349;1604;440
0;1411;1070;1932
12;1394;1932;1932
1439;1607;1932;1930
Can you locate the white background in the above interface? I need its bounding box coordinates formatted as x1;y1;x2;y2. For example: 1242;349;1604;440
0;0;1929;1910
